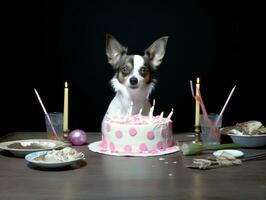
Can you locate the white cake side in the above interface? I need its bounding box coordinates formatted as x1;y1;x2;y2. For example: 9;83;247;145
99;115;174;154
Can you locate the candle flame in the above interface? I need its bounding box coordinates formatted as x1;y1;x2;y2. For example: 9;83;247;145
65;82;68;88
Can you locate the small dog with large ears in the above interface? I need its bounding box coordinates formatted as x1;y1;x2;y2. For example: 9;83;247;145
104;34;168;119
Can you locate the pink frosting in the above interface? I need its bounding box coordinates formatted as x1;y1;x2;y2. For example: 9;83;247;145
110;142;115;152
106;123;111;132
129;128;137;136
149;149;158;154
166;138;173;147
124;145;132;153
98;141;107;149
156;141;164;150
115;130;123;139
139;143;148;152
147;131;155;140
161;128;167;137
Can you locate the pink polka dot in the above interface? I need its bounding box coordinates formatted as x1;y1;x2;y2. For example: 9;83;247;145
106;123;111;132
139;143;148;152
98;142;103;148
99;140;107;149
129;128;137;136
161;128;167;137
149;149;158;154
147;131;155;140
110;142;115;152
157;141;164;150
166;138;173;147
124;145;132;153
115;130;123;139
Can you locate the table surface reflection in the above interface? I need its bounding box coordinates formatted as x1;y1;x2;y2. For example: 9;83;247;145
0;132;266;200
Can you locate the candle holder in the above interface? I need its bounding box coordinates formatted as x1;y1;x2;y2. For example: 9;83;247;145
193;125;202;143
63;130;70;142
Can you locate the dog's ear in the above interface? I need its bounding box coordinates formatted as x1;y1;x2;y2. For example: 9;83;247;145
144;36;168;70
106;34;127;68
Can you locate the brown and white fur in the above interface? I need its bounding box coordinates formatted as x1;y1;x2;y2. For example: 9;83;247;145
104;34;168;119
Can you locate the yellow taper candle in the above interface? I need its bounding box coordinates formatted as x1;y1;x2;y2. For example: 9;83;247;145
195;77;200;127
63;81;69;132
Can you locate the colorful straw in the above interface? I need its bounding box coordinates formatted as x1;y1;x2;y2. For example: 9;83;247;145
215;85;236;125
34;88;58;138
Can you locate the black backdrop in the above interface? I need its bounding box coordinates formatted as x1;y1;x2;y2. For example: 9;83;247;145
1;0;265;134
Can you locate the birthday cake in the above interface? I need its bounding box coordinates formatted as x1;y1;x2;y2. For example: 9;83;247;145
98;114;175;154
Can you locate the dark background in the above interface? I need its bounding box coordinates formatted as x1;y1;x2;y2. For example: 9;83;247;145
1;0;265;134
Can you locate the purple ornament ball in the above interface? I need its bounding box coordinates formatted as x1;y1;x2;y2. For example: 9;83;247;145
68;129;87;145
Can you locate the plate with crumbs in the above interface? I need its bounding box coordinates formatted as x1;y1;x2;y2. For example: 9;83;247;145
0;139;66;157
25;147;85;168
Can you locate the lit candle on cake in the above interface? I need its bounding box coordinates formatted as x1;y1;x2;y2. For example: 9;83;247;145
63;82;69;134
195;77;200;127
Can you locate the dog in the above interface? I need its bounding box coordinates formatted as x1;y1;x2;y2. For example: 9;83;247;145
104;34;168;119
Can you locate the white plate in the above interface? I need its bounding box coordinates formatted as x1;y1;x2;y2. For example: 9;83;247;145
0;139;67;157
213;149;244;158
88;141;180;157
25;151;85;168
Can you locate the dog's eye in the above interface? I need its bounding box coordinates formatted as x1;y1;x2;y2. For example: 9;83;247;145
121;66;130;75
139;67;148;76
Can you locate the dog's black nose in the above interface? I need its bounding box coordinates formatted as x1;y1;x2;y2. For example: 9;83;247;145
129;77;138;85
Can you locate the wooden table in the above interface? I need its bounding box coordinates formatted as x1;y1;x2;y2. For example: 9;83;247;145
0;132;266;200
